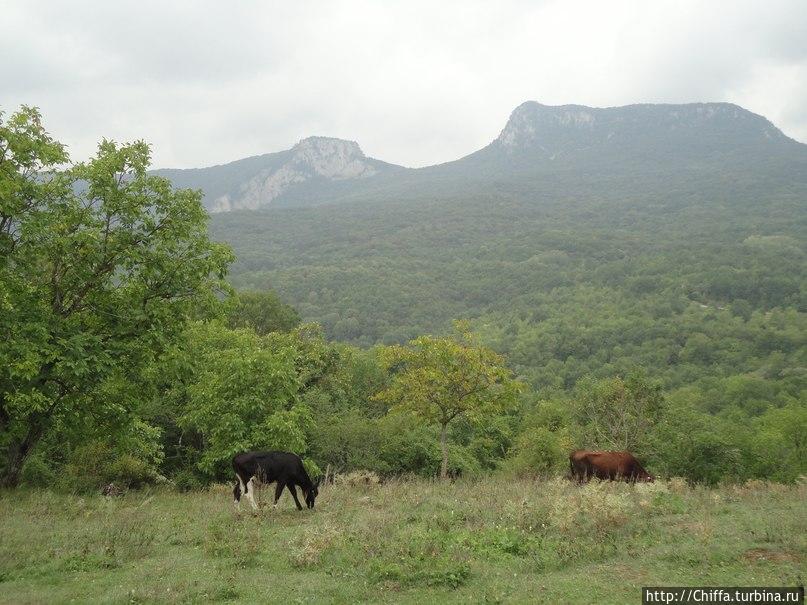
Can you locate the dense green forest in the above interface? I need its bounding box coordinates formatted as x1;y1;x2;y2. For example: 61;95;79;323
2;107;805;493
211;177;805;384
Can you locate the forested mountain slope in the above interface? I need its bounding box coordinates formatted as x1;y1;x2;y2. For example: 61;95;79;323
207;102;806;402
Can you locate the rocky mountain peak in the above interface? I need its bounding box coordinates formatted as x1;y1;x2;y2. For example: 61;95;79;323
203;136;384;212
289;136;376;179
494;101;790;153
497;102;597;148
293;136;364;156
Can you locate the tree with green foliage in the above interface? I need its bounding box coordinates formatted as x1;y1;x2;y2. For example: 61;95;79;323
0;107;233;486
749;403;807;483
154;321;338;480
573;372;665;455
374;323;522;479
228;290;301;335
506;396;575;476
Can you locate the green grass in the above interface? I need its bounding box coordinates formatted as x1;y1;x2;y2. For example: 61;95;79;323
0;478;804;604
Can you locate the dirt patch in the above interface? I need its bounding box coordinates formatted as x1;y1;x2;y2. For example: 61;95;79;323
742;548;801;564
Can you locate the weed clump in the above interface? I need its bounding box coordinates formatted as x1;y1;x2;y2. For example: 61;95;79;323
288;524;341;567
549;481;635;537
335;470;381;486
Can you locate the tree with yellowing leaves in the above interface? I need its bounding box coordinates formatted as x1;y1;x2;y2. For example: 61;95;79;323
374;323;522;479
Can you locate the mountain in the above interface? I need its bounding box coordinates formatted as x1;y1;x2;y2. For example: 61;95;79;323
407;101;807;199
205;101;806;395
157;101;807;213
488;101;797;160
153;136;404;212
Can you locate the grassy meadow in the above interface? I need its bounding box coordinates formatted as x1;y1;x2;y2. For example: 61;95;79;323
0;477;804;604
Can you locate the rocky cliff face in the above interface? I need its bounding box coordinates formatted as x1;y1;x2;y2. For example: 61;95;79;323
497;103;596;149
210;137;383;212
492;101;791;158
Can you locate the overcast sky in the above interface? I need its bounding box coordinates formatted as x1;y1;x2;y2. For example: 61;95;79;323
3;0;806;168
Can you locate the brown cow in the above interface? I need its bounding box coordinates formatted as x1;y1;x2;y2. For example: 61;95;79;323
569;450;654;483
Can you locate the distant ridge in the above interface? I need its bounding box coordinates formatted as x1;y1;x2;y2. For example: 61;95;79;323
155;101;807;212
495;101;792;152
479;101;799;168
153;136;404;212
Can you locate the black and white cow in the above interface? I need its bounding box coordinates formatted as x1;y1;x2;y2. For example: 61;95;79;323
232;451;319;511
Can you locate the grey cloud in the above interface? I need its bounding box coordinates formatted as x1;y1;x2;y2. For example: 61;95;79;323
1;0;805;169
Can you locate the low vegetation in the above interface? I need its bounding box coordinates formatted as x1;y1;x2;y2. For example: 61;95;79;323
1;478;804;603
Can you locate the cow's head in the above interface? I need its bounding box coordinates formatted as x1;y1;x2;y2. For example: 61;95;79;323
304;478;320;509
638;470;655;483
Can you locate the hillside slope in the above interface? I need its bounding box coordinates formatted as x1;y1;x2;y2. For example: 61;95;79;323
208;101;807;397
154;136;404;212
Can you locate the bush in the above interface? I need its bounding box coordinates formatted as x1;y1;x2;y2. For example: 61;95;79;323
62;431;163;492
374;416;437;476
505;427;568;477
19;452;59;487
172;469;204;492
64;441;115;491
674;434;744;486
106;454;156;489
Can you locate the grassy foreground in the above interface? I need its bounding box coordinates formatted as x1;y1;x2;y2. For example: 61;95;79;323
0;477;804;604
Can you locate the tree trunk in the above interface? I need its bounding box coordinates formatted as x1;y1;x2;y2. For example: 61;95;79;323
1;418;44;488
440;422;449;480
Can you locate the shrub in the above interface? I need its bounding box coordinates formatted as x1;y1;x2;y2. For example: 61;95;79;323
63;434;162;492
678;434;744;485
302;458;322;483
19;452;59;487
106;454;156;489
172;469;204;492
505;427;567;477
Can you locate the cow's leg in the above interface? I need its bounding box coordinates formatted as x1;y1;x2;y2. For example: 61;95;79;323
287;483;303;511
246;476;259;511
273;481;286;508
233;481;241;508
234;474;248;509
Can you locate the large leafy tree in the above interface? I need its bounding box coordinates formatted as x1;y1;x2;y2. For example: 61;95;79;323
0;107;233;486
174;322;312;477
374;323;522;479
573;372;665;455
143;321;337;481
227;290;301;335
